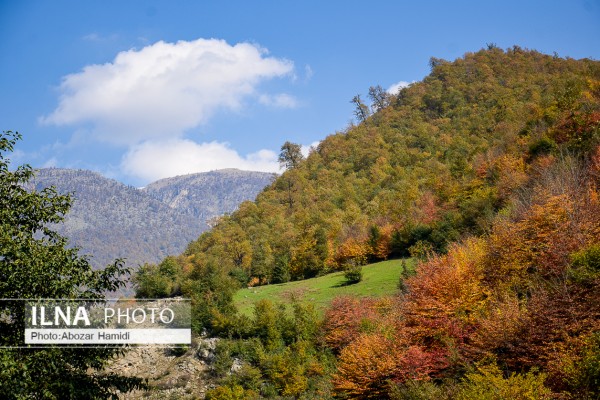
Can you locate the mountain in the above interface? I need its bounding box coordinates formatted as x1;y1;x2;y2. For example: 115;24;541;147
143;169;276;226
25;168;274;269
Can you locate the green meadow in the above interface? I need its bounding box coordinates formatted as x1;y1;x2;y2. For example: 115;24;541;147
233;258;413;316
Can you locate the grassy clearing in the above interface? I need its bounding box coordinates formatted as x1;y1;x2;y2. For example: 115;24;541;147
233;258;413;316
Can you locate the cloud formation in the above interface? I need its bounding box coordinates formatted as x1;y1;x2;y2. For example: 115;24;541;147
41;38;295;145
301;141;320;157
258;93;299;108
387;80;413;95
122;139;280;182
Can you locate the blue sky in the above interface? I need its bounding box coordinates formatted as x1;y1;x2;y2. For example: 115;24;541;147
1;1;599;186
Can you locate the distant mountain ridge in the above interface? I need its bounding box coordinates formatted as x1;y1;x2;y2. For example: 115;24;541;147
25;168;275;269
144;169;277;223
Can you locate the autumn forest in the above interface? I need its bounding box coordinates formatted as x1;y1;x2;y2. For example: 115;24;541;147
127;47;600;399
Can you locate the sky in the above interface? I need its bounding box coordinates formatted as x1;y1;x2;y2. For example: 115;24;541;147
1;1;599;186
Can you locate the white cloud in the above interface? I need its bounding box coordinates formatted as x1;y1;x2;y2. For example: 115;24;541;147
121;139;280;182
82;33;100;41
82;33;118;42
41;38;295;145
387;80;414;95
304;65;314;81
300;141;320;158
258;93;299;108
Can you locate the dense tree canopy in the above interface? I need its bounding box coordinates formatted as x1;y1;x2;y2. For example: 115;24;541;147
0;131;144;398
173;47;600;286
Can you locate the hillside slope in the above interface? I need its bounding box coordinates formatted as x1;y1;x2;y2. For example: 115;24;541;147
181;47;600;282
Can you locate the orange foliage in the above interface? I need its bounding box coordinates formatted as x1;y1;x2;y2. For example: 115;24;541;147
553;111;600;145
472;180;600;370
247;277;260;287
486;186;600;290
333;333;446;399
403;238;489;331
326;159;600;398
335;237;370;265
493;154;528;200
333;334;400;399
372;224;394;260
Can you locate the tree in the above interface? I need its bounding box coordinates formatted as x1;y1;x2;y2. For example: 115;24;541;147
278;141;304;210
278;141;304;170
368;85;390;112
351;94;370;123
0;131;144;398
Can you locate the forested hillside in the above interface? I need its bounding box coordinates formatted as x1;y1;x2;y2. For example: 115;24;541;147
135;47;600;399
178;46;600;283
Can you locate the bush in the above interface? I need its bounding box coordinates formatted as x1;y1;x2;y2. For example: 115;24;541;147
455;363;552;400
344;262;363;284
569;243;600;284
134;263;172;298
390;379;451;400
205;384;259;400
528;137;557;159
408;240;434;260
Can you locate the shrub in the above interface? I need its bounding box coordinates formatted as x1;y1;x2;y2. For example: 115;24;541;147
528;137;557;159
344;262;363;284
205;384;259;400
569;243;600;284
455;363;552;400
390;379;451;400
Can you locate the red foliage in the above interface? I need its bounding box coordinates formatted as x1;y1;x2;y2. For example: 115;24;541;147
553;111;600;145
322;296;397;353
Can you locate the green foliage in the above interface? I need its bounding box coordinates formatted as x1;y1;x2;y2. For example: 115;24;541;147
279;141;304;170
208;300;329;399
134;256;185;298
397;259;413;293
134;265;170;298
573;333;600;398
0;131;144;398
205;384;259;400
390;380;451;400
528;137;557;159
343;263;363;284
549;332;600;398
222;364;264;392
408;240;434;260
272;254;291;284
187;263;240;335
149;47;600;294
569;243;600;284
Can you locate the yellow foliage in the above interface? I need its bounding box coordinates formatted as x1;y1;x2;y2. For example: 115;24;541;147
456;363;552;400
